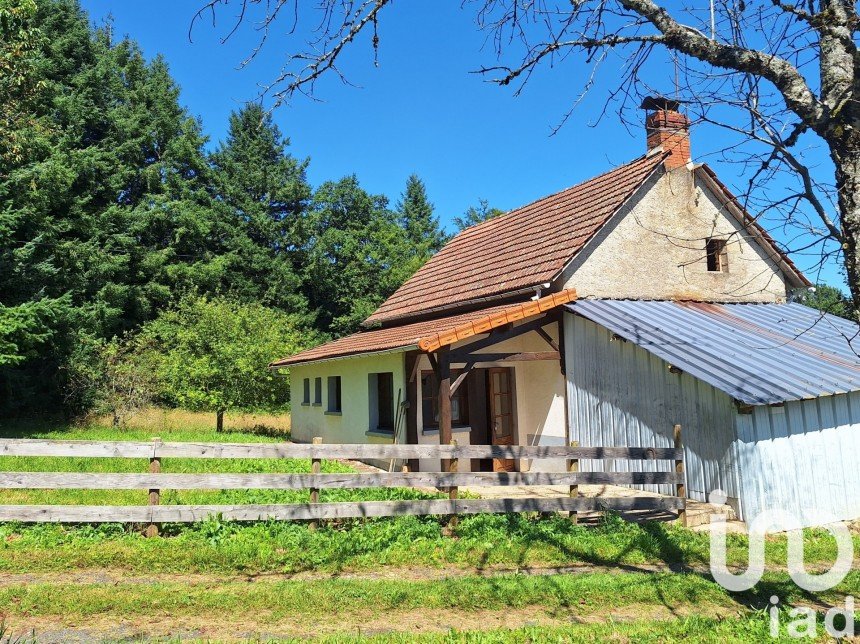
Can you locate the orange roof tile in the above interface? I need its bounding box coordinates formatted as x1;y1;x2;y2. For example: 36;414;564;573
270;293;573;367
364;154;666;326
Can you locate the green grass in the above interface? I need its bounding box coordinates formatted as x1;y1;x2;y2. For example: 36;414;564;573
271;616;839;643
0;571;856;642
0;572;738;618
0;417;858;642
0;615;836;643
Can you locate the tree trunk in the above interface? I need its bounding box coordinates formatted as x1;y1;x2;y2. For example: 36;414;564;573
831;134;860;314
216;409;224;433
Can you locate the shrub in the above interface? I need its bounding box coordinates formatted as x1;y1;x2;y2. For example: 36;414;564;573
140;296;316;429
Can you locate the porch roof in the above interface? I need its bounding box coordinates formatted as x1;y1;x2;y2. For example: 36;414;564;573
566;299;860;405
271;289;576;368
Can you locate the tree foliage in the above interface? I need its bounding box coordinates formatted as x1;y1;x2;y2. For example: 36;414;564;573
396;175;448;259
64;333;158;425
0;0;46;166
196;0;860;308
299;176;418;335
802;284;855;320
209;103;311;311
0;1;447;416
453;200;505;232
141;297;315;425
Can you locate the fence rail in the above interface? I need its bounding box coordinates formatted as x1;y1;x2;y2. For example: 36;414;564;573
0;435;688;529
0;439;683;461
0;471;684;490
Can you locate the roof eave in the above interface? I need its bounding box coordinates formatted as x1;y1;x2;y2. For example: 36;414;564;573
361;284;543;329
269;345;416;370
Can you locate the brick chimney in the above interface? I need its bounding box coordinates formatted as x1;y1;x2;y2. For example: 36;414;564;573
642;97;691;171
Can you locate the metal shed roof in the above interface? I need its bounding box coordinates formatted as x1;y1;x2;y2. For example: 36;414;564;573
566;300;860;406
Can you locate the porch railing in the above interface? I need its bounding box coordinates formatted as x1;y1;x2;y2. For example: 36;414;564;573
0;435;687;532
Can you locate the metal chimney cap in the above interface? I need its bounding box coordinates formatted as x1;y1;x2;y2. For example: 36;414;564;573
640;96;683;111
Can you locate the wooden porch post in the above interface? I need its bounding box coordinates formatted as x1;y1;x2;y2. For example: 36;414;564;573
437;346;452;472
405;351;420;472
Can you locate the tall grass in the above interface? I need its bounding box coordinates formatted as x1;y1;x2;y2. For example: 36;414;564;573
88;407;292;437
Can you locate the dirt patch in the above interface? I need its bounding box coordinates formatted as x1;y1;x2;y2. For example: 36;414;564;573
0;603;743;642
0;563;695;588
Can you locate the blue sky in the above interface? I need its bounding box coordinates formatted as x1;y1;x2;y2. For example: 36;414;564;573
80;0;843;290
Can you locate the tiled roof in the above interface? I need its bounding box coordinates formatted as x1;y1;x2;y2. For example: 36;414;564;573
270;303;524;368
364;154;667;326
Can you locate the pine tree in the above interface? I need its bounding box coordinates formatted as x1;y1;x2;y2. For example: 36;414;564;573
453;199;505;232
209;104;311;313
0;0;237;410
395;174;447;256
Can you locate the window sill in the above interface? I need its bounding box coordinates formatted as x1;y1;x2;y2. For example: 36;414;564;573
300;402;310;407
422;426;471;436
365;429;394;439
312;403;322;407
324;410;342;416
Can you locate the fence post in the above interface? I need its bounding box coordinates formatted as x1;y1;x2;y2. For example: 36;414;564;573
309;436;322;531
447;439;458;531
567;440;579;524
673;424;687;527
145;436;161;538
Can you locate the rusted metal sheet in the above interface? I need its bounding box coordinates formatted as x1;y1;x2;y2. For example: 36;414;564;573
567;300;860;405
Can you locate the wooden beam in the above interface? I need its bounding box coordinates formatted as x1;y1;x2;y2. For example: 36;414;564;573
449;316;550;358
452;351;559;364
0;496;685;523
535;327;559;352
407;350;421;384
557;311;567;375
404;351;420;471
437;346;452;471
449;362;474;397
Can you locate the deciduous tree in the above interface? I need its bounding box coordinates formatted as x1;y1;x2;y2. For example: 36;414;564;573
141;296;313;430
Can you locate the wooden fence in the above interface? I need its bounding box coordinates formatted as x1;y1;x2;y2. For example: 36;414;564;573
0;435;687;531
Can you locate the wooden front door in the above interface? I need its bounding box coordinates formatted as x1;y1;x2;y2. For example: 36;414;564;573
488;367;516;472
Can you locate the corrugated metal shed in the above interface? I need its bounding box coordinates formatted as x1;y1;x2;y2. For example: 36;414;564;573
566;300;860;406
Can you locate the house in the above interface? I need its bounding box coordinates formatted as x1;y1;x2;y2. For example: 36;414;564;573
272;97;860;527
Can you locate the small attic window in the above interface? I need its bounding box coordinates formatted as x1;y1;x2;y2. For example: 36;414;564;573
706;238;729;273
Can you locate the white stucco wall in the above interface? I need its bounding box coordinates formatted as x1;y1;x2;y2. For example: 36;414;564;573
289;352;407;459
289;316;567;472
560;167;790;302
467;321;567;472
411;315;567;472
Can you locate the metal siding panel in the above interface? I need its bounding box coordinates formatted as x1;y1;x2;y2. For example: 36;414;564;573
750;406;779;514
736;394;860;526
565;313;736;505
785;400;815;516
733;413;756;520
815;395;847;519
842;393;860;516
